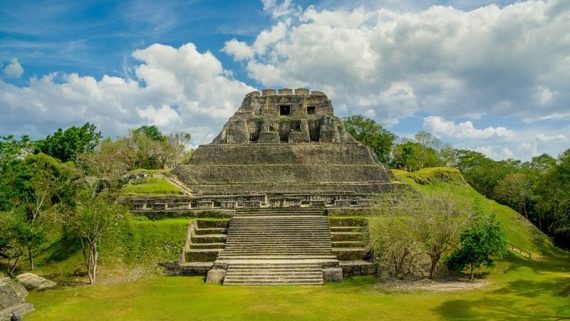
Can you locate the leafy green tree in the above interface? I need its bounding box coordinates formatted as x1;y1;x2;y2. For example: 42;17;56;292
392;141;442;171
529;153;556;171
4;153;76;269
0;212;26;275
133;125;166;142
494;173;533;218
37;123;102;162
534;149;570;248
343;115;396;163
0;135;34;210
446;214;507;279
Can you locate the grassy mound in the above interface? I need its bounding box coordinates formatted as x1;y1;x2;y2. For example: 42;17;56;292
122;177;183;195
393;167;560;257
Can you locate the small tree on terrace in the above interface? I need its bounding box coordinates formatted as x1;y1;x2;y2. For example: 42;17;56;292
446;214;507;279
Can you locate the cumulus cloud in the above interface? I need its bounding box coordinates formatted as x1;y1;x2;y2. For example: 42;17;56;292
537;133;567;142
0;43;255;143
223;0;570;125
222;39;254;61
3;58;24;78
423;116;515;139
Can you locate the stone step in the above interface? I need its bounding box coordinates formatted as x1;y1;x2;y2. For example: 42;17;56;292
329;218;368;227
226;271;323;276
331;232;364;242
330;226;367;232
194;227;228;235
185;249;222;262
224;280;324;285
331;241;366;248
191;234;227;243
223;261;324;285
339;260;376;277
217;255;338;261
190;242;226;249
196;220;231;228
332;248;369;261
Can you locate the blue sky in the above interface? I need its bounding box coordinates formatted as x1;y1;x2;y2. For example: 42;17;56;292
1;0;569;160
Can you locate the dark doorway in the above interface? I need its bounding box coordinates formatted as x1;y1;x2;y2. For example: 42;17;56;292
280;105;291;115
307;106;316;114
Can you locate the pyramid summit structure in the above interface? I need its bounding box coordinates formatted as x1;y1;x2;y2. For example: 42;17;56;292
172;88;395;209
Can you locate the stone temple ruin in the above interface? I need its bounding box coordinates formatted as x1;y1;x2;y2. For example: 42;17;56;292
132;89;397;285
171;88;394;209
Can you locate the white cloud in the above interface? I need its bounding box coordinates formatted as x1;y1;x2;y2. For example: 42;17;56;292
518;142;539;158
262;0;295;19
222;39;254;61
3;58;24;78
470;146;515;160
423;116;515;139
533;86;558;106
537;133;567;142
0;43;255;143
223;0;570;125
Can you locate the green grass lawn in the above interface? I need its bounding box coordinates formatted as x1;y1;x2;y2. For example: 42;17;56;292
122;177;183;195
25;253;569;321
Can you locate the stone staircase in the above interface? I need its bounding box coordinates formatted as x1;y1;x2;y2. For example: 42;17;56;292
223;262;324;285
171;219;229;275
330;217;375;277
213;209;339;285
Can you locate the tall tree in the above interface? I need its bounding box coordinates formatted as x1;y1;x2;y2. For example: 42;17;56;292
494;173;533;218
37;123;102;162
343;115;396;163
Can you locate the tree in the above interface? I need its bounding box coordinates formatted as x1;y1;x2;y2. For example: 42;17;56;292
133;125;166;142
413;193;467;279
65;196;126;285
392;141;442;171
0;212;26;275
494;173;533;218
446;214;507;279
343;115;396;163
534;149;570;248
37;123;102;162
371;190;467;279
370;216;423;278
7;153;76;269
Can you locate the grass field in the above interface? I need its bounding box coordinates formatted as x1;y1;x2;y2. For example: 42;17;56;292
18;167;570;320
122;177;183;195
25;254;569;321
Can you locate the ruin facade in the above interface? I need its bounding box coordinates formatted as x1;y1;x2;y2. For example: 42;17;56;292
167;88;395;209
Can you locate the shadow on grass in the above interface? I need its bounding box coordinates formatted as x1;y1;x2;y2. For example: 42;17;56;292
42;234;82;264
434;254;570;321
501;253;570;276
435;297;570;321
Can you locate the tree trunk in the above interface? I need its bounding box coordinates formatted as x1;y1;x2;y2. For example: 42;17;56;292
27;246;34;270
9;255;20;276
470;264;475;280
428;253;441;279
87;240;98;285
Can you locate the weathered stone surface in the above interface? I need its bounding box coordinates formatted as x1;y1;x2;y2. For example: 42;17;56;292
0;277;34;321
205;268;226;284
15;273;56;291
323;268;343;282
168;89;396;209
